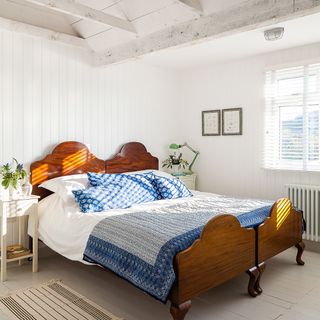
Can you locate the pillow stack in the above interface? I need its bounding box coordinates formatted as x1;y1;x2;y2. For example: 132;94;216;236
41;170;193;213
73;171;193;213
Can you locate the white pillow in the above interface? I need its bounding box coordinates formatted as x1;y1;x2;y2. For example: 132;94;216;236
152;170;175;179
39;174;88;202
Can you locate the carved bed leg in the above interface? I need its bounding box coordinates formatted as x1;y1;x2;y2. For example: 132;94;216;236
295;241;305;266
246;267;260;297
254;262;265;295
170;301;191;320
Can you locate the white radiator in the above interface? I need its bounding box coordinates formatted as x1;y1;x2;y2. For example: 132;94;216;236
286;184;320;242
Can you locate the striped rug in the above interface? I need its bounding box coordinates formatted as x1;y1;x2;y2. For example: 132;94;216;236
0;280;124;320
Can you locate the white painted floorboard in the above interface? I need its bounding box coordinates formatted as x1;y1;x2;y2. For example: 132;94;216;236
0;246;318;320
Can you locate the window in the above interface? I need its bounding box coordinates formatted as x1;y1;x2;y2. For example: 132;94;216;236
264;63;320;171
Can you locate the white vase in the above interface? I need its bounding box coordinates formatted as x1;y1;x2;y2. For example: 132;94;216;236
16;180;24;196
21;181;32;196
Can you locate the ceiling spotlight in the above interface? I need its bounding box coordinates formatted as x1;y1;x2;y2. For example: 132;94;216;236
264;27;284;41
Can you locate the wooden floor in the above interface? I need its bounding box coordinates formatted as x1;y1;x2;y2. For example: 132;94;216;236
0;245;319;320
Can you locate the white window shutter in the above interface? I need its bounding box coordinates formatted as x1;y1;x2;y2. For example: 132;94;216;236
264;63;320;171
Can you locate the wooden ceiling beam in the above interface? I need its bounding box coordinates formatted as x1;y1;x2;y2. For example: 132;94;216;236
23;0;136;34
177;0;202;14
0;15;88;48
94;0;320;66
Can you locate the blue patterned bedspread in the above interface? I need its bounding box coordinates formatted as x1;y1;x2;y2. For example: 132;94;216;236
83;194;273;302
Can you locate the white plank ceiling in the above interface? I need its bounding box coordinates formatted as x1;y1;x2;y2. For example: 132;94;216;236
0;0;210;51
0;0;320;66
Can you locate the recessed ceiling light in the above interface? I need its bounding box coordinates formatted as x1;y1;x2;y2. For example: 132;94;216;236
264;27;285;41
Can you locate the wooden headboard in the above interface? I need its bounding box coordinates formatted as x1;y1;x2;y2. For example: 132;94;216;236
30;141;105;198
106;142;158;173
30;141;159;199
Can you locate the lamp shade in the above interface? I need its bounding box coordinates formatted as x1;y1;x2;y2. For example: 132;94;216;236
169;143;181;149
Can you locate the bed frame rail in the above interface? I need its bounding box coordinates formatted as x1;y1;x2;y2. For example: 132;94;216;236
169;214;256;318
258;198;304;265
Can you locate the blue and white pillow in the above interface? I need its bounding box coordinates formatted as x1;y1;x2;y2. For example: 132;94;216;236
72;185;129;213
74;172;163;213
125;173;162;200
153;176;193;200
87;172;161;201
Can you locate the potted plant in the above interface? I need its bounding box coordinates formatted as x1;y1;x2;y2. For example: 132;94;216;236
0;159;27;198
162;153;189;176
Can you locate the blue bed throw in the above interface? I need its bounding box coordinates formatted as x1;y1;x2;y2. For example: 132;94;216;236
83;195;272;302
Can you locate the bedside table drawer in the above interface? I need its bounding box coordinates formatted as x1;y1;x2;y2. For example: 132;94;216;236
176;174;197;190
6;199;37;218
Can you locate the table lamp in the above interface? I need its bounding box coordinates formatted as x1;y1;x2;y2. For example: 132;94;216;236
169;143;199;175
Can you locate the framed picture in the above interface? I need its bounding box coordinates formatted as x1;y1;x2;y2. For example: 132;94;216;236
202;110;221;136
222;108;243;136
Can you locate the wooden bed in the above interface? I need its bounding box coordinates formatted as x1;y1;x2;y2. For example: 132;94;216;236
30;141;305;320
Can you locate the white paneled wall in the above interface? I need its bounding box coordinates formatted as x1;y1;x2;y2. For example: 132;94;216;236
179;43;320;200
0;29;180;244
0;30;180;166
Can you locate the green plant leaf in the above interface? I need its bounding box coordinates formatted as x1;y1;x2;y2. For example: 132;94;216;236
2;180;9;189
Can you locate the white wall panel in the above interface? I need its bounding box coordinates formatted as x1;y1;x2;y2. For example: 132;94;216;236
179;43;320;200
0;28;179;167
0;29;179;244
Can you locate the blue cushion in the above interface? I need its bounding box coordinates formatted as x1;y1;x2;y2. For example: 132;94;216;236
153;176;193;199
72;185;129;213
87;172;161;201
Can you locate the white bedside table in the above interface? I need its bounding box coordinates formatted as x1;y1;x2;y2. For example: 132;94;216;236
0;195;39;282
176;174;197;190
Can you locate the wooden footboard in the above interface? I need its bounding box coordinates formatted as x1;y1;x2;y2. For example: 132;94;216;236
258;198;303;264
169;214;256;306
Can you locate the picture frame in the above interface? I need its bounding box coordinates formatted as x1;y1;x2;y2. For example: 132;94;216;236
202;110;221;136
222;108;243;136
